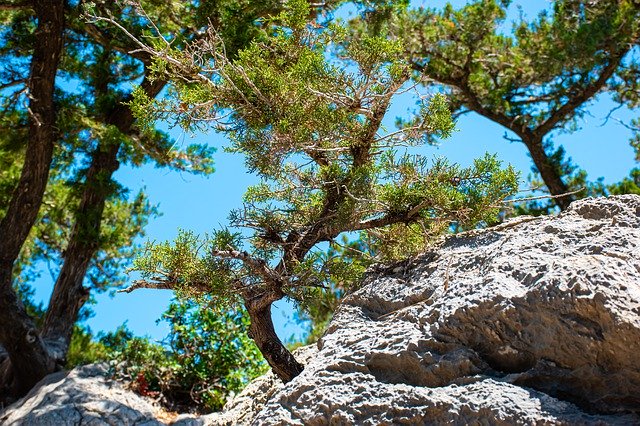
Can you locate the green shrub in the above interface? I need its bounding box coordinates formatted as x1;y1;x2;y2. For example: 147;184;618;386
66;300;266;413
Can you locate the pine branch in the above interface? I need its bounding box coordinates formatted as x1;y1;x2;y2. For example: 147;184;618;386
118;279;175;293
212;250;282;286
503;187;586;204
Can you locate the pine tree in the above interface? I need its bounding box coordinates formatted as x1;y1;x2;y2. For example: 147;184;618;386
379;0;640;210
124;0;518;382
0;0;299;401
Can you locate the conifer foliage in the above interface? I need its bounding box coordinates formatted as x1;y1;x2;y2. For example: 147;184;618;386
125;0;518;382
0;0;287;402
385;0;640;210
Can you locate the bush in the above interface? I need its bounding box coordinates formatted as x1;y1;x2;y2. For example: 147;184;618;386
67;300;266;413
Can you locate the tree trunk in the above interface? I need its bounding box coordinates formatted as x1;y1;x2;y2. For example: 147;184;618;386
0;0;65;401
42;76;166;353
245;294;303;383
0;269;55;400
41;143;120;347
523;136;573;210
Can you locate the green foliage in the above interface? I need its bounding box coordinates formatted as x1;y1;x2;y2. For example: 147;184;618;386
513;153;640;217
66;325;110;367
295;235;376;342
104;303;266;413
65;300;266;413
630;118;640;163
394;0;638;128
370;0;640;206
0;0;311;402
132;0;518;357
133;229;245;304
0;0;228;304
607;169;640;195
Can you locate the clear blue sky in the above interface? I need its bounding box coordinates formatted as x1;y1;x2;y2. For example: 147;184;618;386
30;0;638;344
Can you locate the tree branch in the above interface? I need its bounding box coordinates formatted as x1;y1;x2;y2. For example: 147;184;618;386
118;277;211;294
118;279;175;293
212;249;283;286
70;20;153;63
534;51;627;138
503;187;586;204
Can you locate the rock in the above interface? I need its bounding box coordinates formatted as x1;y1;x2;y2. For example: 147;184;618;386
0;364;163;425
2;195;640;425
174;346;317;426
243;195;640;424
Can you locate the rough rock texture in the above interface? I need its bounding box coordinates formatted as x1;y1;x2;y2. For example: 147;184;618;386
174;346;317;426
2;195;640;425
0;364;164;425
217;195;640;425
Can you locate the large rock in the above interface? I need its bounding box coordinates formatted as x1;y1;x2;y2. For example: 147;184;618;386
2;195;640;425
219;195;640;425
0;364;164;425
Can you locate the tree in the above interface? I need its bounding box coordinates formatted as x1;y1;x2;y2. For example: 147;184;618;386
296;0;640;336
123;0;518;383
0;0;302;402
374;0;640;210
0;0;66;398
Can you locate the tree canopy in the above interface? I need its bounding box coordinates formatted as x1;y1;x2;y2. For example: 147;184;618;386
124;0;518;382
0;0;300;402
366;0;639;211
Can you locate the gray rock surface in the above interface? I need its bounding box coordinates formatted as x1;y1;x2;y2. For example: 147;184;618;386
2;195;640;425
0;364;163;425
226;195;640;425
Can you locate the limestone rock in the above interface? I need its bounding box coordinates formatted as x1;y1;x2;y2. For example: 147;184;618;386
246;195;640;424
0;364;163;425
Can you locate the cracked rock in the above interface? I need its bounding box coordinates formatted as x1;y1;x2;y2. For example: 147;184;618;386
235;195;640;425
0;364;163;425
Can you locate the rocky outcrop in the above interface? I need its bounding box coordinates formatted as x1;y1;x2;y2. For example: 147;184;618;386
0;364;164;425
215;195;640;425
2;195;640;425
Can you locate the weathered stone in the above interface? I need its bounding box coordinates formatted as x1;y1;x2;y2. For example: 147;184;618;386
246;195;640;424
0;364;163;425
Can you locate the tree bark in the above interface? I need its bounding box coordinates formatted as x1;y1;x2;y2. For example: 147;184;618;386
522;135;572;210
42;77;166;352
244;293;303;383
0;0;65;400
0;269;55;400
40;144;120;346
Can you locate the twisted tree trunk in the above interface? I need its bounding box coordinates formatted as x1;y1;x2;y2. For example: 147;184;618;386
523;135;572;211
244;292;303;383
0;0;65;401
40;143;121;347
42;77;166;354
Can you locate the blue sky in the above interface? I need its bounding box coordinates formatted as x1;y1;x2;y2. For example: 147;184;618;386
28;0;639;344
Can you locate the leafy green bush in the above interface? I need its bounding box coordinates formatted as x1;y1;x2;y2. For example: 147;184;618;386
66;300;266;413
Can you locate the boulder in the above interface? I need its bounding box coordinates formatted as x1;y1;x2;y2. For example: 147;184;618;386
0;364;164;425
225;195;640;425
